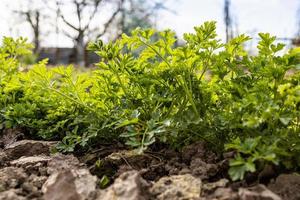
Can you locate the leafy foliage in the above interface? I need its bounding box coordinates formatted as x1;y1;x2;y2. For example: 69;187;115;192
1;22;300;181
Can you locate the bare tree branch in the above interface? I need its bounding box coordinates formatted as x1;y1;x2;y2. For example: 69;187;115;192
62;30;76;40
12;8;42;53
96;0;124;38
59;12;80;31
83;0;103;31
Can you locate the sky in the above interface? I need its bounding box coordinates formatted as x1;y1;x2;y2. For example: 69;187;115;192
0;0;299;48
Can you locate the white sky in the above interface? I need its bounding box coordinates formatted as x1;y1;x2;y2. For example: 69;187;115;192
0;0;299;47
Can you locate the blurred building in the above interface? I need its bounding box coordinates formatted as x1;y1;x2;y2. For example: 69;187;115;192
39;48;99;66
292;37;300;46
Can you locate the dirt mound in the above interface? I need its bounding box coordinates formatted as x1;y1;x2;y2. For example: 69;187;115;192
0;136;295;200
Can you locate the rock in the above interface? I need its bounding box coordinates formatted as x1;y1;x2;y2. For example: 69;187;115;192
4;140;56;160
150;174;202;200
27;191;43;199
104;150;147;167
42;169;97;200
268;174;300;200
28;174;48;189
39;165;48;176
10;155;51;167
21;181;38;193
203;179;229;192
178;168;192;175
9;155;51;175
190;158;218;179
0;151;8;167
47;153;82;174
0;167;27;192
93;150;150;181
0;189;26;200
97;170;149;200
207;185;280;200
208;188;239;200
105;150;136;162
28;162;48;175
238;185;282;200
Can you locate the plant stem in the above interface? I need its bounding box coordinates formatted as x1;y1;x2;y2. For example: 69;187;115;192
139;39;200;118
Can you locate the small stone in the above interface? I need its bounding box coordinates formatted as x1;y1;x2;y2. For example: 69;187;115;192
21;182;38;193
268;174;300;200
203;179;229;192
150;174;202;200
5;140;56;160
28;175;47;189
179;168;191;175
97;170;149;200
0;189;26;200
25;162;47;175
238;185;282;200
39;166;48;176
47;153;81;175
42;169;97;200
0;151;8;167
104;150;147;168
209;188;239;200
10;156;51;167
27;191;43;199
0;167;27;191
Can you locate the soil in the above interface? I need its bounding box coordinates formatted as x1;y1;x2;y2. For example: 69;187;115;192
0;128;299;200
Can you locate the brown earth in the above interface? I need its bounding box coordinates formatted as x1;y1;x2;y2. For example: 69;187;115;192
0;128;299;200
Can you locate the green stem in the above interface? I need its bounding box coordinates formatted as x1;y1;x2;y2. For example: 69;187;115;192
66;76;84;104
199;65;208;80
199;51;212;80
139;38;200;118
32;69;100;118
114;59;129;97
139;39;172;68
116;72;129;96
140;127;148;153
178;76;200;118
47;87;97;115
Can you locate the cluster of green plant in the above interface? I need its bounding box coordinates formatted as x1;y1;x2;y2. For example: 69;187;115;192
0;38;110;152
1;22;300;181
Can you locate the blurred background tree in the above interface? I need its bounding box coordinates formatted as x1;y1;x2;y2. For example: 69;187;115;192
10;0;49;55
9;0;168;66
6;0;300;65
